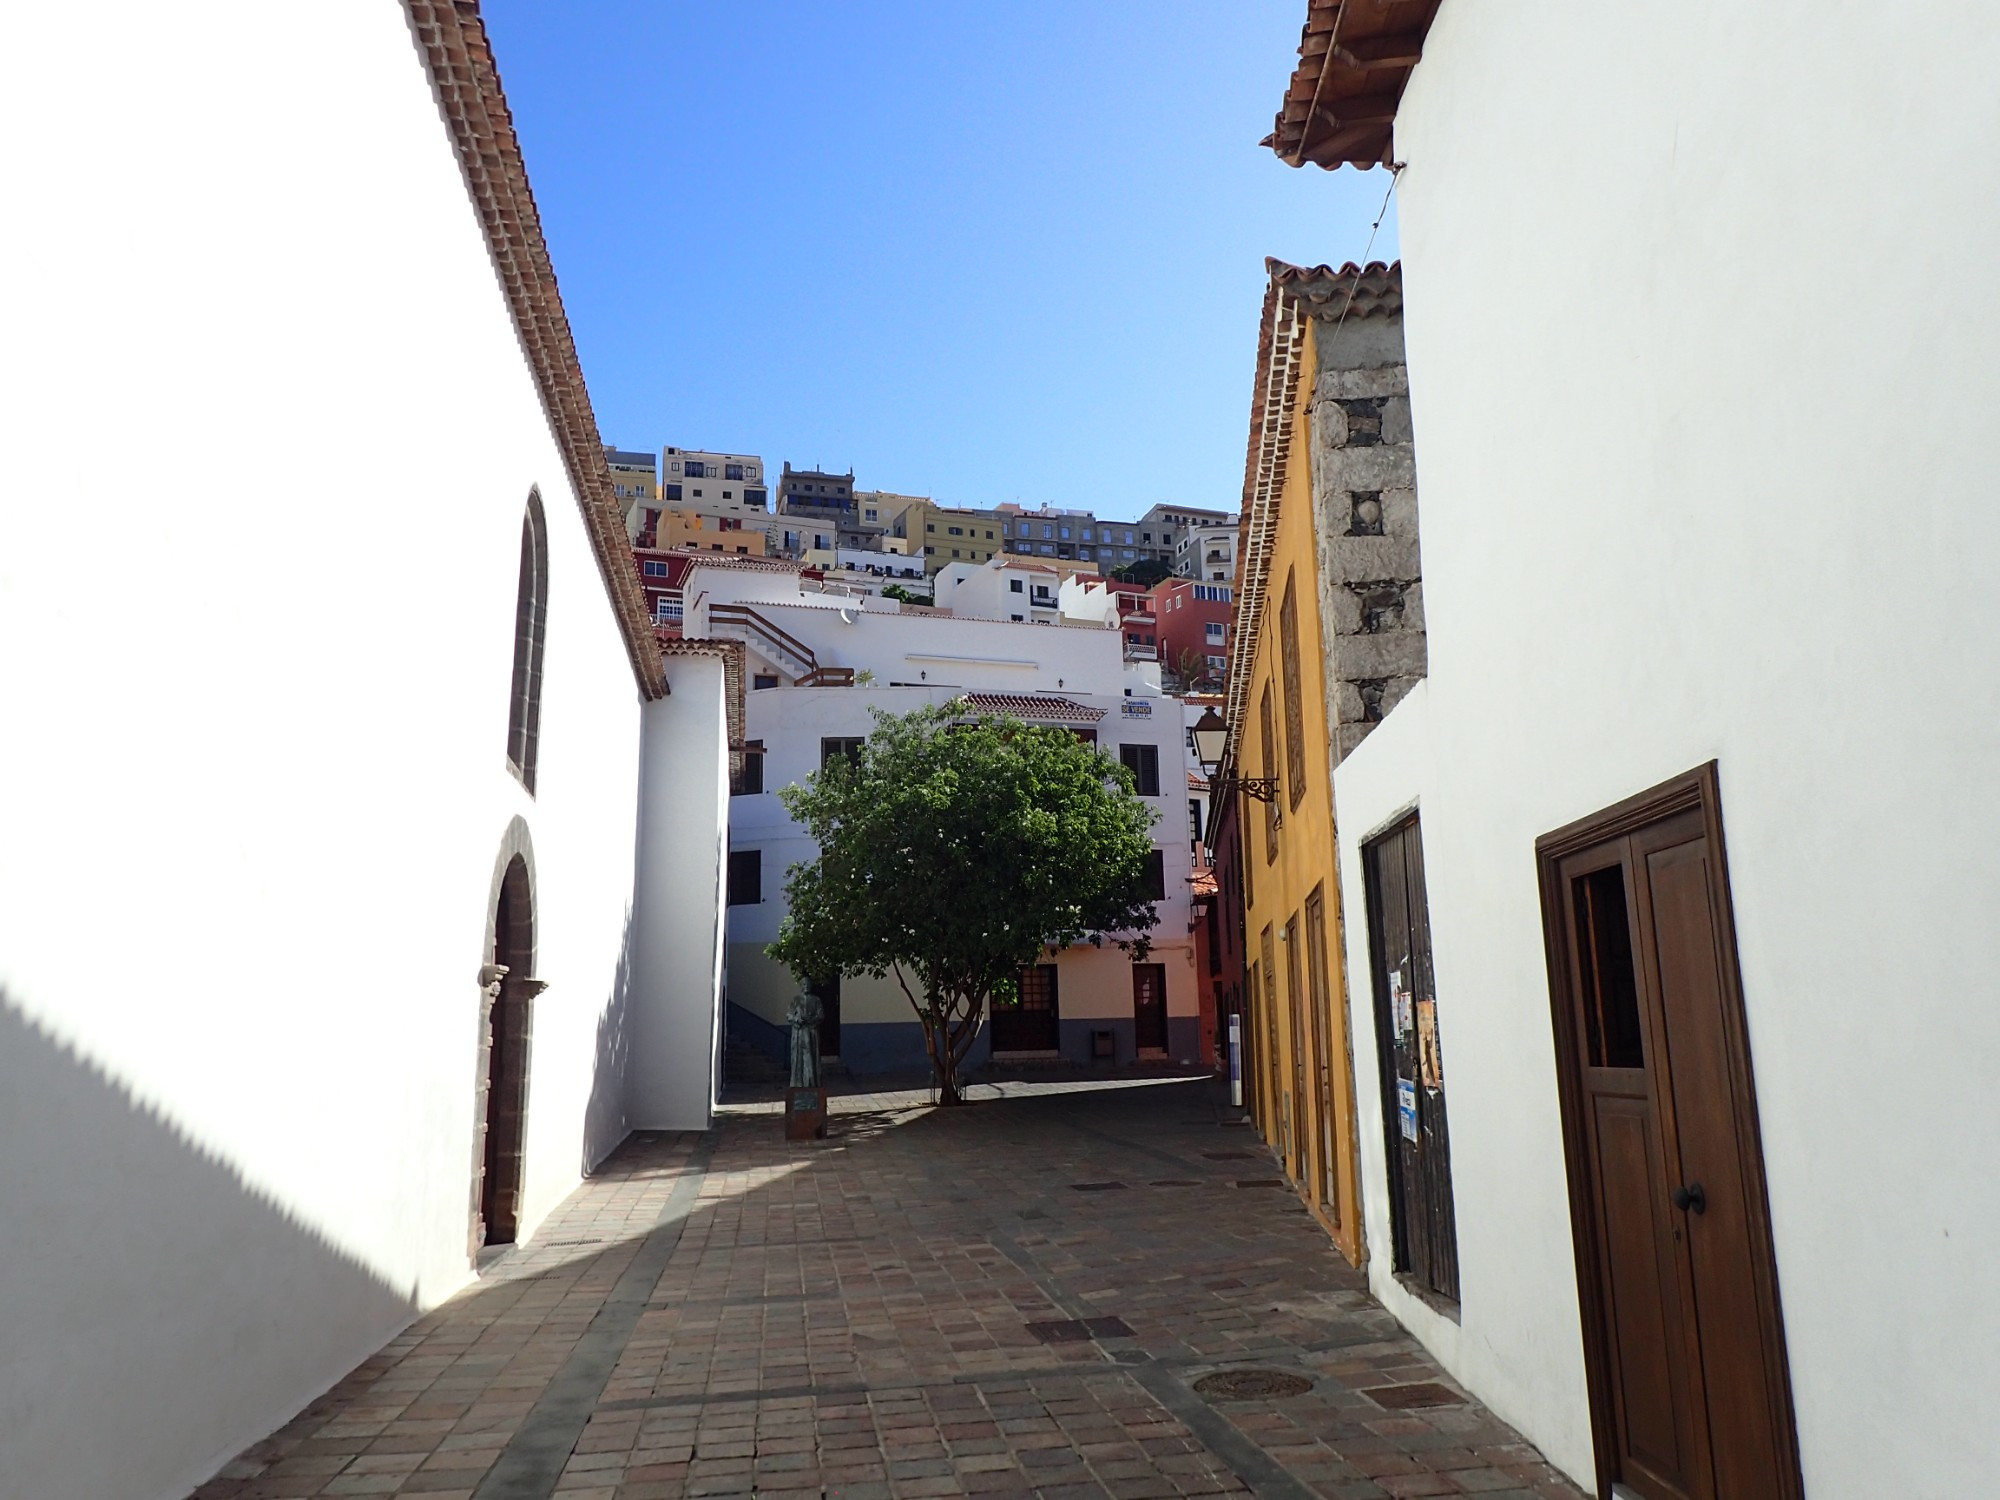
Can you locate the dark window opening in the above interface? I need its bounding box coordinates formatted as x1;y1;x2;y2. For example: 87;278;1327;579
1120;743;1161;797
731;751;765;796
820;736;864;770
1139;849;1167;902
1573;864;1646;1068
726;849;762;905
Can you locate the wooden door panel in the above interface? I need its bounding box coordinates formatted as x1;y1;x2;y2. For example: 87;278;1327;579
1591;1090;1700;1500
1540;765;1802;1500
1645;838;1790;1496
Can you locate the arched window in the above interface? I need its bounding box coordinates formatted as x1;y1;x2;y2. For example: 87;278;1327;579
507;491;548;792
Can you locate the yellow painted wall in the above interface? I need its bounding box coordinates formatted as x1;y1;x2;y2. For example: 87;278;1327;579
1236;317;1365;1266
896;499;1003;572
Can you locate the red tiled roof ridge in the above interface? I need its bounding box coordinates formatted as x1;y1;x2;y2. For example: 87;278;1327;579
1264;0;1442;171
954;692;1108;723
404;2;665;699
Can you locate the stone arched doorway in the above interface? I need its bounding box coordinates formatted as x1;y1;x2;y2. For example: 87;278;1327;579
472;825;540;1253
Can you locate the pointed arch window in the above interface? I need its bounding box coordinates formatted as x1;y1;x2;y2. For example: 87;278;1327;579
507;491;549;793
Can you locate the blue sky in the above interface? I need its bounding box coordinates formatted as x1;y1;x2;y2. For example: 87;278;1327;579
482;1;1397;515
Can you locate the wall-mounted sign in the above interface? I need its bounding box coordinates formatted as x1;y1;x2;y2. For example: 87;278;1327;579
1120;700;1153;717
1398;1078;1419;1142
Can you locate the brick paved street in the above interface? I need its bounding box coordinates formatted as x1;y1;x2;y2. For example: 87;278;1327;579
191;1078;1585;1500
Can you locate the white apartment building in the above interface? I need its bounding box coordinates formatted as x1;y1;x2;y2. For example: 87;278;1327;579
682;563;1200;1075
606;447;659;538
934;557;1069;622
1174;521;1238;582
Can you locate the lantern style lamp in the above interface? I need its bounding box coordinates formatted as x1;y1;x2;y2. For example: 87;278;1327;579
1191;707;1278;803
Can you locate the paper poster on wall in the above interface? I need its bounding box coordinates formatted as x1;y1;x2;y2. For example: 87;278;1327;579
1389;967;1414;1036
1417;999;1444;1090
1397;1078;1419;1142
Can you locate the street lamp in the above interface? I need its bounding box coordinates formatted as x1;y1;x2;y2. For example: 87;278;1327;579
1191;707;1278;804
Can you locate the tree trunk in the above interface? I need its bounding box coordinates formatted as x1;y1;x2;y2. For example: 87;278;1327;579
923;1009;965;1105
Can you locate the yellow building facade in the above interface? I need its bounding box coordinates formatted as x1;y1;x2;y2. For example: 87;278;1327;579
892;499;1004;573
661;508;766;556
1227;304;1364;1267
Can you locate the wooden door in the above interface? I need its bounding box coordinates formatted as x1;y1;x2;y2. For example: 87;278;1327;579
1362;814;1459;1303
1304;886;1341;1224
993;964;1060;1052
1132;963;1168;1052
1284;909;1308;1181
1538;765;1802;1500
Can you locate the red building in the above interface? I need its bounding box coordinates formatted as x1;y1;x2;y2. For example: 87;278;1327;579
1201;788;1250;1082
1150;579;1234;689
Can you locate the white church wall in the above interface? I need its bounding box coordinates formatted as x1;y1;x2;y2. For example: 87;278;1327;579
0;5;653;1496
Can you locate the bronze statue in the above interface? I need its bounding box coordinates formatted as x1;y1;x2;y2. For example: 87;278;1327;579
786;989;823;1090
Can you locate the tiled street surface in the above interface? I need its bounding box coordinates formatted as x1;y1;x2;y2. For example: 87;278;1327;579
191;1077;1586;1500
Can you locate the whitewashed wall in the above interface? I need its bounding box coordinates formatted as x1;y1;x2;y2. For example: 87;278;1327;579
626;659;730;1132
0;5;656;1497
1348;3;2000;1491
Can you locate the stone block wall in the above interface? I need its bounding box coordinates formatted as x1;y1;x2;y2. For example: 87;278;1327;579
1307;314;1425;765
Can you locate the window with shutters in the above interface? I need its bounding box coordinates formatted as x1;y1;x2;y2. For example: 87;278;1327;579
1119;743;1160;797
1280;569;1307;811
1260;682;1280;862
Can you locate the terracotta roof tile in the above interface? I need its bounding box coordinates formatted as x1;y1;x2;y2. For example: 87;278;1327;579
1263;0;1442;170
405;1;664;698
954;693;1108;724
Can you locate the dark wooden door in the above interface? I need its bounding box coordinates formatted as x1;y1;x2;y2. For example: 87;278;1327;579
1132;963;1168;1051
993;964;1060;1052
1362;814;1459;1304
1539;766;1801;1500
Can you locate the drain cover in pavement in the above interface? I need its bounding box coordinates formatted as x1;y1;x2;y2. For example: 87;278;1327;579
1149;1178;1201;1187
1070;1180;1128;1191
1202;1150;1258;1160
1233;1178;1290;1189
1361;1382;1463;1409
1192;1369;1314;1399
1026;1316;1135;1343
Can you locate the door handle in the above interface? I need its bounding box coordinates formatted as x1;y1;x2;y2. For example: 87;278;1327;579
1671;1182;1707;1215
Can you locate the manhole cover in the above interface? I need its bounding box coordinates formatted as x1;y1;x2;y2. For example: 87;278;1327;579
1361;1381;1463;1409
1070;1181;1128;1192
1192;1369;1314;1400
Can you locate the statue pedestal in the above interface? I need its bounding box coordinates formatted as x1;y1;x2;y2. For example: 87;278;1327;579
785;1085;827;1141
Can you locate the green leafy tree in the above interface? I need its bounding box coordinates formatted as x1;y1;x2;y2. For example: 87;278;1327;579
768;704;1159;1103
1110;557;1174;588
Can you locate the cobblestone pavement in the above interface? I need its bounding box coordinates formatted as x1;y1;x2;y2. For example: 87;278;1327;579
193;1077;1586;1500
